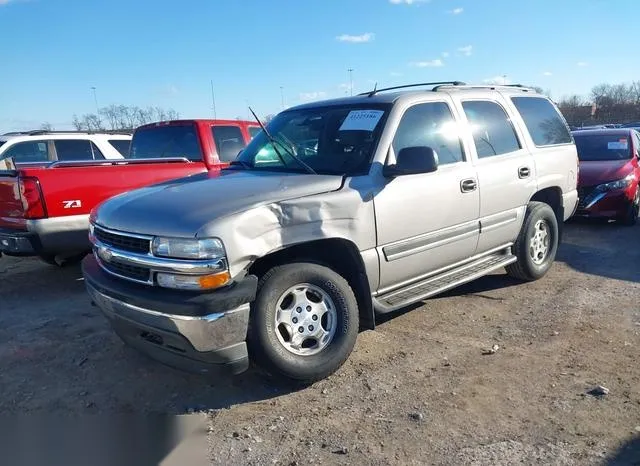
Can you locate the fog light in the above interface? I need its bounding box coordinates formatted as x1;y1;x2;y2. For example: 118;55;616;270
156;271;231;290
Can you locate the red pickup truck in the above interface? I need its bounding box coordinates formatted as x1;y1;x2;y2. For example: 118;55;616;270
0;119;261;265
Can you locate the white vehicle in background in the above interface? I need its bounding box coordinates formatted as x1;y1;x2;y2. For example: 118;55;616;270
0;130;132;163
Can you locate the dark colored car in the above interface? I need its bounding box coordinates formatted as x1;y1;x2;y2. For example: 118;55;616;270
572;129;640;225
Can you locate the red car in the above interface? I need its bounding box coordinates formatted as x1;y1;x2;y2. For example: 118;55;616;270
572;128;640;225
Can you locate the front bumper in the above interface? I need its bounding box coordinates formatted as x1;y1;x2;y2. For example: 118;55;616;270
82;254;258;375
574;188;634;219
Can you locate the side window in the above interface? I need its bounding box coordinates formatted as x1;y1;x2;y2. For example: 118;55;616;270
3;141;50;162
634;131;640;157
461;100;521;158
511;96;572;146
248;126;262;139
392;102;465;165
54;140;94;161
211;125;246;162
91;142;105;159
108;139;130;157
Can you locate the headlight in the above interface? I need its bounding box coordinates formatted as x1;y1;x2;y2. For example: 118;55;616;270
597;173;634;192
152;237;225;260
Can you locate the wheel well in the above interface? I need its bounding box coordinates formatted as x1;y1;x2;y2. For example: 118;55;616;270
530;187;564;238
247;239;375;330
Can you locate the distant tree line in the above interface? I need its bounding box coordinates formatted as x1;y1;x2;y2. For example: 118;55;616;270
71;105;180;132
558;81;640;127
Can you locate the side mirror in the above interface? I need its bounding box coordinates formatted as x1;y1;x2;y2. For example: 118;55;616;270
383;146;439;177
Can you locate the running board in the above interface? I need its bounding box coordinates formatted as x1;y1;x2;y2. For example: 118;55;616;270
373;251;517;313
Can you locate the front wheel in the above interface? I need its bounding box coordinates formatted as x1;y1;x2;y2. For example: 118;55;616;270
247;262;359;384
618;187;639;226
506;201;559;281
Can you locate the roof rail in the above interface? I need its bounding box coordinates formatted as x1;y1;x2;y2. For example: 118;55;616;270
359;81;467;97
433;83;535;92
24;129;133;136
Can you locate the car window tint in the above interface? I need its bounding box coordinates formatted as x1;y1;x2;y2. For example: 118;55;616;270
108;139;130;156
3;141;50;162
248;126;262;139
511;96;572;146
91;142;105;159
211;125;246;162
54;140;94;161
392;102;465;165
462;100;521;158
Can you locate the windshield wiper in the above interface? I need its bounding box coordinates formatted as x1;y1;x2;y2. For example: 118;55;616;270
227;160;253;169
248;107;317;175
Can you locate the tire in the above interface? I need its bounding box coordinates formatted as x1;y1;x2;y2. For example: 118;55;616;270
247;262;359;384
38;252;87;267
618;187;639;226
506;201;559;282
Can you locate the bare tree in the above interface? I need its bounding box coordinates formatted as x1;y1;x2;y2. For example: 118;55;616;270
40;122;54;131
72;114;83;130
70;105;181;131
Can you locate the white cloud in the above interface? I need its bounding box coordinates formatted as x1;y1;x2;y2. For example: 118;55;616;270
457;45;473;56
336;32;375;43
442;51;450;58
410;59;444;68
543;71;553;76
450;7;464;14
299;91;327;102
483;76;512;85
390;71;403;77
389;0;429;4
577;61;588;67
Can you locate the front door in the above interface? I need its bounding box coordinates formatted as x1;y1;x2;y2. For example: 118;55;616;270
374;100;480;293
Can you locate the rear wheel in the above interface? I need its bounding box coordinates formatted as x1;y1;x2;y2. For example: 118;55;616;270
618;187;639;226
506;201;559;281
247;262;359;384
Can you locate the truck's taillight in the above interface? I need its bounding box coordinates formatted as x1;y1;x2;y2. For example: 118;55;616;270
18;177;47;219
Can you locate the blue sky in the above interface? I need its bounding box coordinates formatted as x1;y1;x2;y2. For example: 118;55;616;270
0;0;637;131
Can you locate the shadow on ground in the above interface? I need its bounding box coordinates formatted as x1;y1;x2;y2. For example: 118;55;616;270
605;435;640;466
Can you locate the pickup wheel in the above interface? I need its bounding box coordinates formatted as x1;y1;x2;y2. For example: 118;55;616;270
247;262;359;385
506;201;559;282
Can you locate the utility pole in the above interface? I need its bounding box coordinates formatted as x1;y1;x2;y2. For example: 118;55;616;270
280;86;285;109
90;86;99;113
347;68;354;96
210;80;217;119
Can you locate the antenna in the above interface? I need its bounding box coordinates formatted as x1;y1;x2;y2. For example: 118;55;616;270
210;80;217;119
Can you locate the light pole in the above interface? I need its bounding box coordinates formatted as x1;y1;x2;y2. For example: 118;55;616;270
90;86;99;113
347;68;354;96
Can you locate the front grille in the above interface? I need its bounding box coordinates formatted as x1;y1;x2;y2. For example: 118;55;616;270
577;185;596;209
94;226;150;254
101;259;151;282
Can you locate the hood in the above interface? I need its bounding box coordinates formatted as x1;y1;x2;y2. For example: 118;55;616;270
578;159;634;187
93;170;344;237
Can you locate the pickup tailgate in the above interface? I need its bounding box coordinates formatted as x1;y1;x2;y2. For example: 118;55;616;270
21;160;208;219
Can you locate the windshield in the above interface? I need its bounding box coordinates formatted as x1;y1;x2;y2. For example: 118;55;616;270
235;104;391;175
129;124;201;161
573;133;632;161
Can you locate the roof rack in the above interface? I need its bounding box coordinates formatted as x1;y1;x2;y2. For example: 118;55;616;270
359;81;467;97
2;129;133;136
432;83;534;92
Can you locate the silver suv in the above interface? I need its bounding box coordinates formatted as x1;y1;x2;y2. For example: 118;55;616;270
82;82;579;384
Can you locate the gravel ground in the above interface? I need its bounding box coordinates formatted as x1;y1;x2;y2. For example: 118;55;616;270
1;219;639;465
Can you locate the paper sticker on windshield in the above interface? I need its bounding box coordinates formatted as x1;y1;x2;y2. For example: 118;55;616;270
608;140;628;150
339;110;385;132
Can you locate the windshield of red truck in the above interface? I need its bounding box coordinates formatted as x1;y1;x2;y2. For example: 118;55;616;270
129;124;202;161
235;104;391;175
573;133;632;161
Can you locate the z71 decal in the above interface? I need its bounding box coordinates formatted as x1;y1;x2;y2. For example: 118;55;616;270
62;200;82;209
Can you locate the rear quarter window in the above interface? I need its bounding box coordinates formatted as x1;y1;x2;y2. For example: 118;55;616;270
108;139;131;157
511;96;572;146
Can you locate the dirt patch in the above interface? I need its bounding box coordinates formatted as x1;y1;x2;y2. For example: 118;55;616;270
1;220;639;465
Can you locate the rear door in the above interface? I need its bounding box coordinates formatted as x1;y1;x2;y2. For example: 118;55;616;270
453;94;537;253
53;139;105;161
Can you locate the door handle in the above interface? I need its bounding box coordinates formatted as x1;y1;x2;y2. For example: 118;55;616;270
518;166;531;178
460;178;477;193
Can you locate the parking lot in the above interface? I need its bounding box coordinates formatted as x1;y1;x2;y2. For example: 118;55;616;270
1;219;639;465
